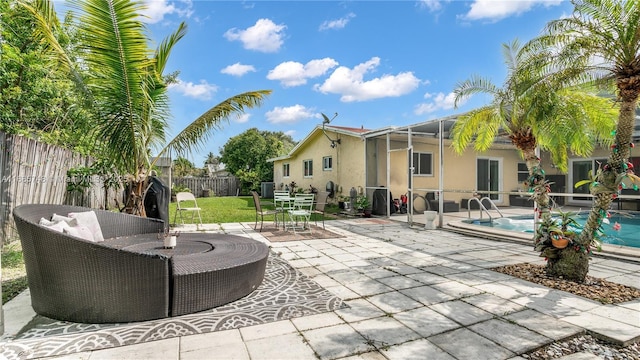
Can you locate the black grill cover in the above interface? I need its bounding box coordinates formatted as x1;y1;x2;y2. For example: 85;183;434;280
144;176;170;231
372;189;395;216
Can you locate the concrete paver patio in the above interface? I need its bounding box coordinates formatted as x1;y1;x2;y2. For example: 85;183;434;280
2;218;639;359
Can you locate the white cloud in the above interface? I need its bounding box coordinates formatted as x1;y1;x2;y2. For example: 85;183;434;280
235;113;250;123
267;58;339;87
319;13;356;31
224;18;286;53
460;0;562;22
418;0;444;12
265;105;315;124
168;79;217;100
414;92;462;115
140;0;193;24
314;57;420;102
221;63;257;77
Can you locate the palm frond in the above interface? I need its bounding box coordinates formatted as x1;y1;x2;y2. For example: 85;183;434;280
153;90;272;165
71;0;153;174
453;75;500;108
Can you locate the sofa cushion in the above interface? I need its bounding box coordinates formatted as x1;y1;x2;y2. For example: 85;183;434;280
68;211;105;242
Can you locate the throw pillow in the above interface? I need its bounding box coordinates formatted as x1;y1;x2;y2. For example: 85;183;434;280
51;213;74;223
63;224;95;242
68;211;104;242
39;217;71;233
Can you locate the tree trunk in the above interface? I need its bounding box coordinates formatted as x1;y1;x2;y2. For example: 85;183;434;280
569;92;639;282
123;179;148;216
546;247;589;282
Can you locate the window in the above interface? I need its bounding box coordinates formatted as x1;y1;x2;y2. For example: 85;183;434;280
412;152;433;175
323;156;333;171
283;163;290;177
571;158;607;201
303;159;313;177
517;163;528;182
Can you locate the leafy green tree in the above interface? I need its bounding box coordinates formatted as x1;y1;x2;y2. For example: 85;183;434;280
22;0;270;214
0;0;96;153
173;157;196;177
451;39;617;281
526;0;640;282
220;128;296;192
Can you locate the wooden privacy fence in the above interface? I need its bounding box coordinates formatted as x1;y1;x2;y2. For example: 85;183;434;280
0;132;115;243
173;176;239;197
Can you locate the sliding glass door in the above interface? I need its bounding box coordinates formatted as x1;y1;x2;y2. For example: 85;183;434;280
477;158;501;201
570;158;607;203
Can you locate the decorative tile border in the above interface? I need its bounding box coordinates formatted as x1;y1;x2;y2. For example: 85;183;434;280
0;254;345;360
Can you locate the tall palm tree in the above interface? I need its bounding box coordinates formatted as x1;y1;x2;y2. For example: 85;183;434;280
22;0;271;214
526;0;640;282
452;39;617;281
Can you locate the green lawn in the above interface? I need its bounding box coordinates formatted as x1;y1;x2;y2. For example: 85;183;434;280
168;195;339;225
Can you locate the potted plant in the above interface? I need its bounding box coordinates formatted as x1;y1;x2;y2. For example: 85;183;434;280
356;195;371;217
535;209;581;257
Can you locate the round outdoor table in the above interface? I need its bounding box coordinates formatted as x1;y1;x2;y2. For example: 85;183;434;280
122;239;214;257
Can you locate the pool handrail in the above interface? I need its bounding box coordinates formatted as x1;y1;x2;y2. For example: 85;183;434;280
467;197;504;220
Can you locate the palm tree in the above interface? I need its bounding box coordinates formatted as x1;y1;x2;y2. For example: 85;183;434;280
451;39;617;281
22;0;271;214
526;0;640;282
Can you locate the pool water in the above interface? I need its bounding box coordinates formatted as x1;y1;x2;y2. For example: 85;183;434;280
466;213;640;248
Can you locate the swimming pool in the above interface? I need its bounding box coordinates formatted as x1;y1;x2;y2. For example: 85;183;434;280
463;212;640;248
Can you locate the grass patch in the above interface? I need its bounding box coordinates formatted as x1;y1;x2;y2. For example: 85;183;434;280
169;196;258;224
2;242;27;303
169;195;335;225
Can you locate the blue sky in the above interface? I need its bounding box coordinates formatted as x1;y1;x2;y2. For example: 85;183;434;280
93;1;576;166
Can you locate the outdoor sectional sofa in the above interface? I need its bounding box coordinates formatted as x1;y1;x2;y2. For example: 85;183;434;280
12;204;269;324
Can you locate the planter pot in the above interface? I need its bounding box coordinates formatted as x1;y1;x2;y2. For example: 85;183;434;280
202;189;211;197
363;209;372;218
550;231;570;249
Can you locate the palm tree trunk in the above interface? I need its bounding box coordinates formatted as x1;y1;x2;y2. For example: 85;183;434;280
561;95;639;282
520;145;553;246
123;179;147;216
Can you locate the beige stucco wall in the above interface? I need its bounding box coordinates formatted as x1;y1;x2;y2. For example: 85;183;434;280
272;129;365;201
274;127;639;208
370;137;523;205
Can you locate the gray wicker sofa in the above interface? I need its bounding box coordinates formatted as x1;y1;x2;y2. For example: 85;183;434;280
13;204;269;324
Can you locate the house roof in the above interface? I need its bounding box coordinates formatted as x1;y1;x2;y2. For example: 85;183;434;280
268;125;370;162
270;107;640;163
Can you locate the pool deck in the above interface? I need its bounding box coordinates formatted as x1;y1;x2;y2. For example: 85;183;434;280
2;216;639;360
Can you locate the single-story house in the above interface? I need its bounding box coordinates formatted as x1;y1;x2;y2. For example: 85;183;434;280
270;113;640;220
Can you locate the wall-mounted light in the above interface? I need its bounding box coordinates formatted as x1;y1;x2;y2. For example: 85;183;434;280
322;112;341;148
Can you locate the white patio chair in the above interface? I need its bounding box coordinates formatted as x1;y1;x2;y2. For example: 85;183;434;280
274;190;293;228
285;194;314;233
173;192;203;226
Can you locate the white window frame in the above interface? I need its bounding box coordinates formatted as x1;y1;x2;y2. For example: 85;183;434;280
283;163;290;178
303;159;313;177
569;157;607;204
517;162;528;183
412;152;433;176
323;156;333;171
476;156;503;203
